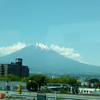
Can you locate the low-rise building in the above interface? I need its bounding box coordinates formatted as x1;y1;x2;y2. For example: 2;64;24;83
0;58;29;77
79;87;100;94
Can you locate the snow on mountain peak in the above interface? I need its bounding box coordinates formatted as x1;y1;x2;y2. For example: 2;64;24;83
28;43;50;50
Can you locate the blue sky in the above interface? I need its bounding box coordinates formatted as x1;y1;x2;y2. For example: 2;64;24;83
0;0;100;66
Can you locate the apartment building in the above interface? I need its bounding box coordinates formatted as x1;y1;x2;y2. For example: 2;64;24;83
0;58;29;77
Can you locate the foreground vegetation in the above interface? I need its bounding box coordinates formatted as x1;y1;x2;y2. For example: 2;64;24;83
0;74;81;91
0;74;100;91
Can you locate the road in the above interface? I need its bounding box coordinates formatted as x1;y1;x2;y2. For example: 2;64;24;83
7;93;100;100
1;90;100;100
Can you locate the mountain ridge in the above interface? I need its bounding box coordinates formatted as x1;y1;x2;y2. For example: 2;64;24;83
0;43;100;76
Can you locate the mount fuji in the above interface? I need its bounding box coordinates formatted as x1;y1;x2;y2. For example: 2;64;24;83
0;43;100;76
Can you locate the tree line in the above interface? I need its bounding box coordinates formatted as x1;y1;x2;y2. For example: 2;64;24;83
0;74;81;91
1;74;100;91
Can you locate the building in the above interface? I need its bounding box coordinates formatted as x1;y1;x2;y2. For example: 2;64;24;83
79;87;100;94
41;83;70;91
0;58;29;77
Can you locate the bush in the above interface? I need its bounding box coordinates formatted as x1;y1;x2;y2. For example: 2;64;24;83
40;88;52;93
57;97;62;100
60;90;70;94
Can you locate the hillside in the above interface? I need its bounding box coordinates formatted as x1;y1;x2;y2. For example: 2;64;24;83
0;43;100;76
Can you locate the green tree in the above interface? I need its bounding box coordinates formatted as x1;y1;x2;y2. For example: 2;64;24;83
67;78;77;86
51;77;69;84
21;77;30;82
49;77;80;87
0;75;5;81
0;74;21;81
89;78;100;88
89;78;99;83
5;74;21;81
26;74;46;91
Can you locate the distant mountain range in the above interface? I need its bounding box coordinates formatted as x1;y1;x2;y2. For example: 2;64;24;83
0;43;100;76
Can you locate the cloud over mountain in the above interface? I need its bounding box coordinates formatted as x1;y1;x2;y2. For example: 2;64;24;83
0;42;99;76
50;44;82;61
0;42;82;61
0;42;26;57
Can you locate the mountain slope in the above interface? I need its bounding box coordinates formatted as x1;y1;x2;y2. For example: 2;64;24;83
0;43;100;75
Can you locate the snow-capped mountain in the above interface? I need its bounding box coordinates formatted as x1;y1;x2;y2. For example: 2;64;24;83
27;43;50;50
0;42;82;62
0;43;100;76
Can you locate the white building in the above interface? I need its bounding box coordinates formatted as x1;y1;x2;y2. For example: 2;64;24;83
79;87;100;94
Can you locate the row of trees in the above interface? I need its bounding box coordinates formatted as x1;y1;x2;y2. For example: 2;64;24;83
0;74;81;91
23;74;81;91
0;74;21;81
1;74;100;91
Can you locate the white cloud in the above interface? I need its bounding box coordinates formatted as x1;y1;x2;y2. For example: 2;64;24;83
0;42;82;62
0;42;26;57
78;61;89;64
50;44;82;61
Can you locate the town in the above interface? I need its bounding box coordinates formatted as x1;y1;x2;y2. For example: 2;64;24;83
0;58;100;99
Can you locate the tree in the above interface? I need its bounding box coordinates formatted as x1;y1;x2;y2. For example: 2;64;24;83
26;74;46;91
5;74;21;81
0;74;21;81
89;78;100;88
51;77;69;84
21;77;30;82
89;78;99;83
67;78;77;86
46;76;81;87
